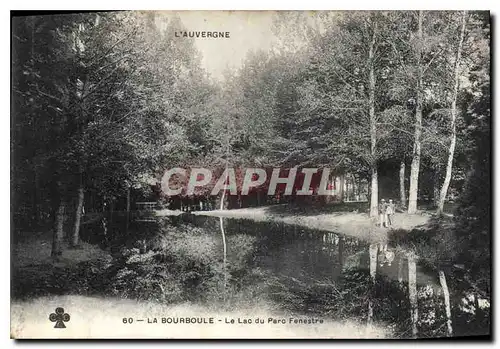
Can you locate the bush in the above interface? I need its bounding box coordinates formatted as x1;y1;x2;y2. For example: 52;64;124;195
104;222;258;305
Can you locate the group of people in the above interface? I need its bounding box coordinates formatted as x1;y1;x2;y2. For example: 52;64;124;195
378;198;395;228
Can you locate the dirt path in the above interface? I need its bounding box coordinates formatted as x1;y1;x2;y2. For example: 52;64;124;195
192;206;431;243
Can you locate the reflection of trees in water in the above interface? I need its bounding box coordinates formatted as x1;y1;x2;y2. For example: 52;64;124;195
219;217;227;301
230;219;487;338
90;215;488;338
407;251;418;338
365;241;488;338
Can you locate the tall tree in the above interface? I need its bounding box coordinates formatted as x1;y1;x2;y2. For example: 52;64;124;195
453;10;490;300
436;11;467;214
407;11;424;214
12;12;213;255
296;13;404;218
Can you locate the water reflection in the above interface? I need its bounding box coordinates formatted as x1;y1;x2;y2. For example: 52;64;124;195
82;213;456;338
186;215;459;338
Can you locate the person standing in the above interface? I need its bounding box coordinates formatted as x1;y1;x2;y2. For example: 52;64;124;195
379;199;387;227
386;199;395;226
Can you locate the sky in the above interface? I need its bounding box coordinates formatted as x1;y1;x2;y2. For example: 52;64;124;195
159;11;278;80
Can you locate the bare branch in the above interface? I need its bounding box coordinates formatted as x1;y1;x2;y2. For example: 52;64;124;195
389;41;413;79
423;46;446;74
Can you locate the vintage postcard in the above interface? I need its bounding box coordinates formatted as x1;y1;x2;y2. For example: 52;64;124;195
11;10;491;339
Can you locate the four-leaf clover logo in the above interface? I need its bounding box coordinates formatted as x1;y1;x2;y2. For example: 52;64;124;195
49;307;70;328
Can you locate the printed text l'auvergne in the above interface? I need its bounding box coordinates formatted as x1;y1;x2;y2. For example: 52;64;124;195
174;31;230;39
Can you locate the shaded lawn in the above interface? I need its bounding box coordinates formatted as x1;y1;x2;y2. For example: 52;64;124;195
12;230;112;270
11;230;113;301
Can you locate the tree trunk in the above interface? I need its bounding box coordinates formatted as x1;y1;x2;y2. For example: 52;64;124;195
369;243;378;280
219;216;227;301
32;168;40;224
102;197;108;245
351;174;359;201
357;176;362;200
339;175;345;202
437;11;467;215
70;186;84;248
338;236;344;268
126;186;131;233
345;176;350;201
408;252;418;338
350;174;356;200
398;255;404;285
89;191;94;213
220;187;226;211
399;160;406;208
370;166;378;219
433;169;440;207
408;11;424;215
219;172;228;300
438;270;453;337
110;200;114;225
473;293;484;324
368;21;378;219
51;200;66;258
368;243;378;328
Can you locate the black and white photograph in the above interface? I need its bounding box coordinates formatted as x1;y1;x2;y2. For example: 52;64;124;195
10;10;491;339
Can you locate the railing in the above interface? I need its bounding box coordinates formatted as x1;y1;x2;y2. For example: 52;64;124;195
135;202;160;222
135;202;158;211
